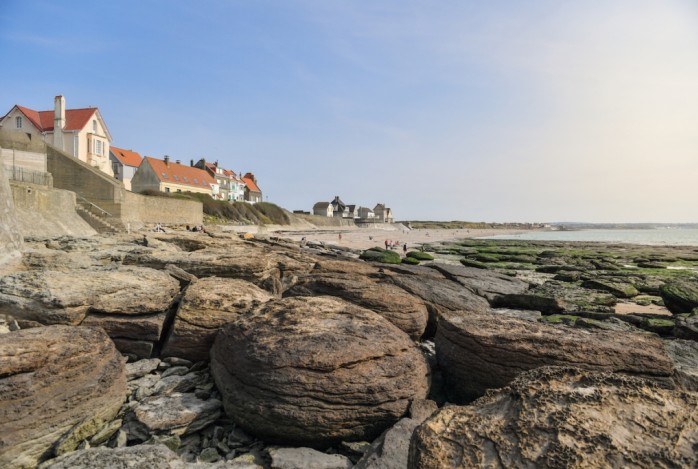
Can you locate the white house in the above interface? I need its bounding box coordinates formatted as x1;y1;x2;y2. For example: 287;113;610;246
0;95;113;176
109;146;143;191
313;202;333;217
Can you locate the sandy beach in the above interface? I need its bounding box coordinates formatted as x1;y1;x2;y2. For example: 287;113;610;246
219;224;531;251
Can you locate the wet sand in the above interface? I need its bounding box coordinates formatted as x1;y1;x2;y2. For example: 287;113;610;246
225;225;531;251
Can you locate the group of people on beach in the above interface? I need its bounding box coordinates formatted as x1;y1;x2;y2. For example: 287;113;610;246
385;239;407;253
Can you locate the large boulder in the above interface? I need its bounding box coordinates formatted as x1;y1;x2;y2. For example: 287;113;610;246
436;312;675;402
210;296;430;447
660;278;698;314
409;367;698;468
0;266;179;326
161;277;274;361
285;273;429;340
0;326;127;468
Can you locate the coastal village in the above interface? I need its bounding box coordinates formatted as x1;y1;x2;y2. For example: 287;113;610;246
0;95;263;205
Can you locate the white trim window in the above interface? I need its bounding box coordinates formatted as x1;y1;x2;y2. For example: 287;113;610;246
94;139;103;156
15;116;22;128
93;120;97;133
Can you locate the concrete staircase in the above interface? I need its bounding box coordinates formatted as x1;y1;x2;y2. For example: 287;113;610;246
75;201;123;234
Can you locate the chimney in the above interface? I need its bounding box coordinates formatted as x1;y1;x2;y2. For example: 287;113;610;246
190;159;194;167
214;160;218;167
164;155;170;167
54;95;66;150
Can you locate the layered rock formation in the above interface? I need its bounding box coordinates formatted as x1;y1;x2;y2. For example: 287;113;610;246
409;367;698;468
210;296;430;447
0;326;126;468
161;277;274;361
436;311;676;402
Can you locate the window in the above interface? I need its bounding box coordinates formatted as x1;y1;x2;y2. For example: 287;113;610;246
193;178;199;184
161;173;168;179
93;120;97;133
15;116;22;129
165;187;170;193
173;175;179;181
177;189;182;193
94;139;103;156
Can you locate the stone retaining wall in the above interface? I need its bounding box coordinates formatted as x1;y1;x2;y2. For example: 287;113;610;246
0;164;23;267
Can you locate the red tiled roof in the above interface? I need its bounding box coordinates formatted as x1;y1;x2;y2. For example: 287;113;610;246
15;104;97;132
145;157;216;189
222;169;237;178
110;146;143;168
242;175;261;193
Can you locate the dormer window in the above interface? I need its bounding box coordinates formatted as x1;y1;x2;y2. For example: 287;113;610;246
15;116;22;129
92;120;97;133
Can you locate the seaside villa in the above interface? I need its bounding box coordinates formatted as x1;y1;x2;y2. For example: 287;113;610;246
131;156;218;197
0;95;114;176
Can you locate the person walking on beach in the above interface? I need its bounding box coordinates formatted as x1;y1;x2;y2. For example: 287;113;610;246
403;244;407;254
338;233;342;242
385;239;389;249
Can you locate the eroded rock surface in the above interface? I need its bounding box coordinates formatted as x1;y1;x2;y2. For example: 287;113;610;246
409;367;698;469
0;266;179;326
211;296;430;447
162;277;274;361
0;326;126;468
436;311;675;402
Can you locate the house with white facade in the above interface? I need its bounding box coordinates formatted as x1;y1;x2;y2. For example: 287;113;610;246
109;146;143;191
313;202;333;217
373;203;394;223
0;95;113;176
194;159;246;202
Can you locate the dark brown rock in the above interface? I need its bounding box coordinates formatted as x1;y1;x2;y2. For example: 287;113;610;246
436;312;675;402
409;367;698;468
210;296;430;447
0;326;127;468
161;277;274;362
286;273;429;340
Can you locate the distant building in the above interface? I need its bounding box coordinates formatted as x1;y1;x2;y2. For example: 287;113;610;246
357;206;375;219
346;204;359;219
313;202;333;217
373;203;393;223
0;95;113;176
195;159;245;202
330;196;351;218
242;172;262;203
109;146;143;191
131;156;218;196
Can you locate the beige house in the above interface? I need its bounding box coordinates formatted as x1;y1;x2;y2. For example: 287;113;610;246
109;146;143;191
131;156;218;196
0;95;113;176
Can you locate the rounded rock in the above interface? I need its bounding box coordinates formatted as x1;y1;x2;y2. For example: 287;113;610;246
210;296;430;447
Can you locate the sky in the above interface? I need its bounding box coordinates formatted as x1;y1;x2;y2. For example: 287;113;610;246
1;1;697;223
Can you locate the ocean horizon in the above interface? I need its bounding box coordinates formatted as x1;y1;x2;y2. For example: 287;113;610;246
478;227;698;247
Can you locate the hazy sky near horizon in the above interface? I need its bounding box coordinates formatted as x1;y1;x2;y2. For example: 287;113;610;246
2;1;697;223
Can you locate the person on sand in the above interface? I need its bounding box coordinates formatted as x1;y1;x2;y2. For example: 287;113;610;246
385;239;389;249
338;233;342;241
142;235;149;247
403;244;407;254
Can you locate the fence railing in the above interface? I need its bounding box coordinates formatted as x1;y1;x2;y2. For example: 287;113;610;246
4;165;53;187
76;194;112;218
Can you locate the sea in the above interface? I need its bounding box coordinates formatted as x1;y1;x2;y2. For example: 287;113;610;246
479;228;698;247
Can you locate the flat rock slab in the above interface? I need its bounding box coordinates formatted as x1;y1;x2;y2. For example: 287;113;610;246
436;311;675;402
269;447;353;469
0;266;179;325
427;264;529;300
0;326;126;468
211;296;430;447
161;277;273;362
286;273;429;339
409;367;698;468
134;392;222;435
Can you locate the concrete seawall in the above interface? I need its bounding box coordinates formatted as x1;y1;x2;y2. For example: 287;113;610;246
11;182;96;238
0;164;23;267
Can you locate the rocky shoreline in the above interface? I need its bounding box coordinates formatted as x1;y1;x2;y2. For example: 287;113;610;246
1;231;697;468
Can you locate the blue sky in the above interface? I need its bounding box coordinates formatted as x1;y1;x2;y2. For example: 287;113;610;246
2;1;697;222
